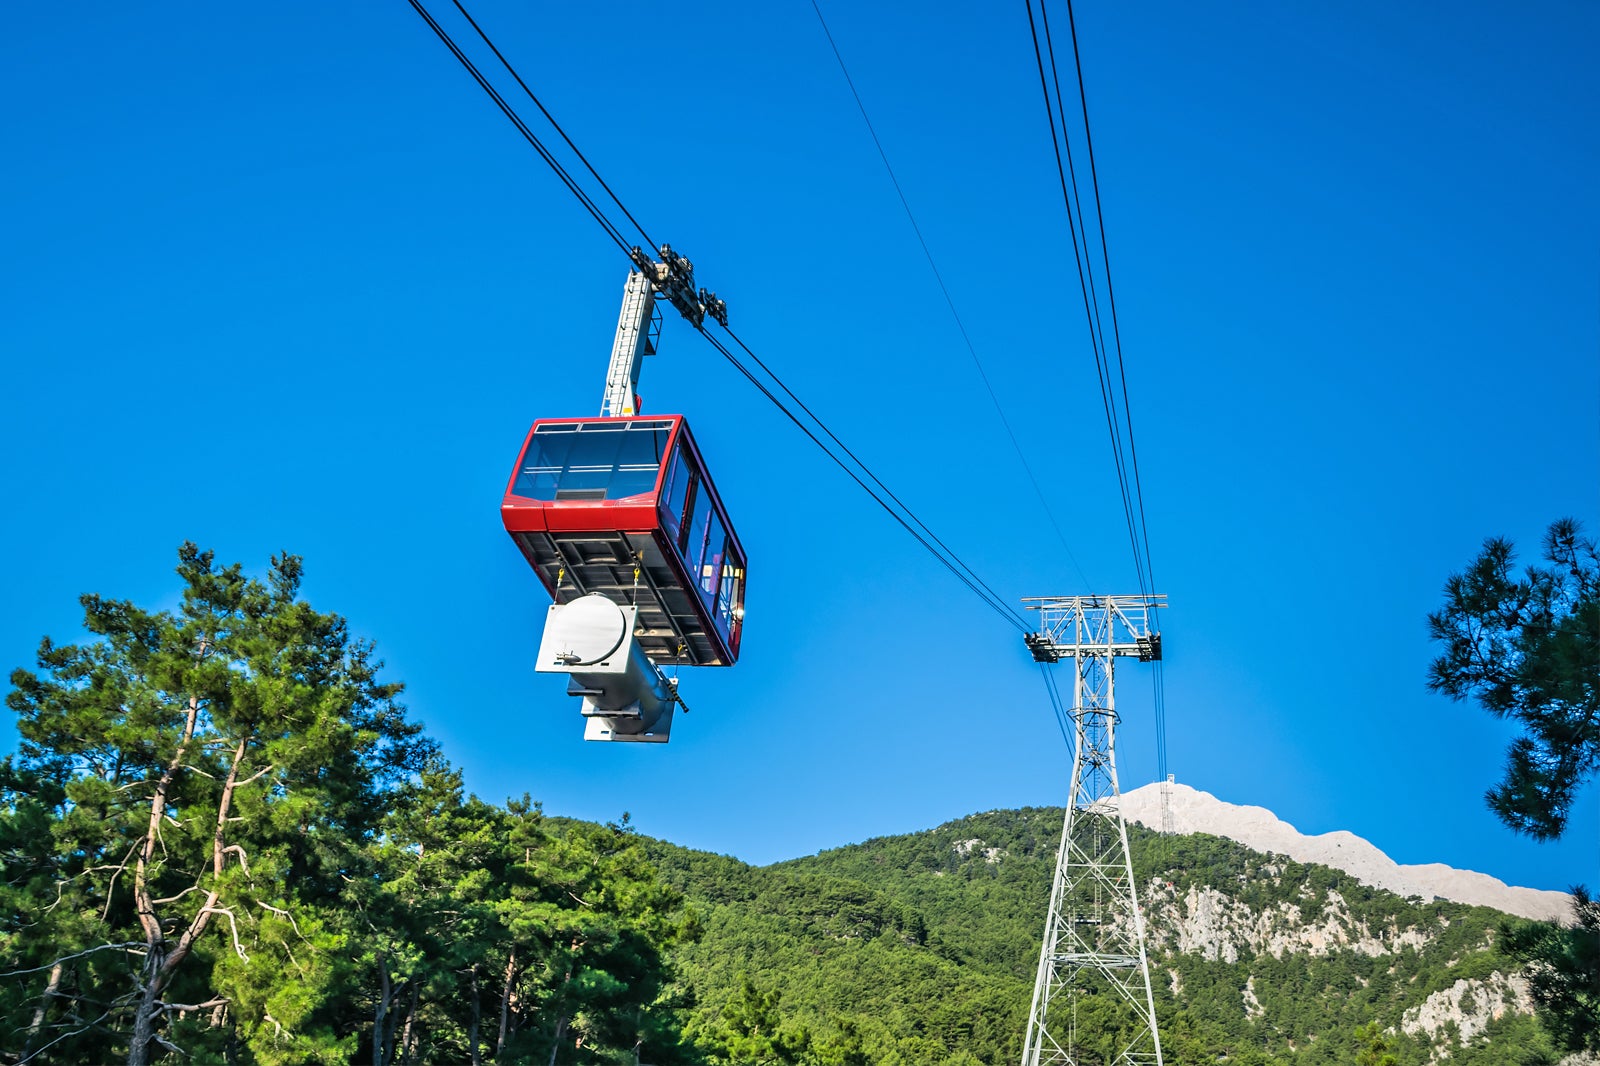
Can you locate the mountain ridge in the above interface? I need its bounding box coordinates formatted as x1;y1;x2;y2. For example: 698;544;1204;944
1119;781;1571;921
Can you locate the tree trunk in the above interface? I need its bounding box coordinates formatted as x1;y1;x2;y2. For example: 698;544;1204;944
379;979;406;1066
130;721;257;1066
468;965;482;1066
496;948;517;1059
23;960;63;1054
373;950;390;1066
399;981;419;1065
127;696;202;1066
547;1016;569;1066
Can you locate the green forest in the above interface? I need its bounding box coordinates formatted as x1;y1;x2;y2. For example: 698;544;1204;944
0;547;1587;1063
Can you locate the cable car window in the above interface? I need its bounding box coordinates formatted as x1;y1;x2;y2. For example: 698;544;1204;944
699;512;725;599
513;423;671;501
717;545;743;634
684;485;712;580
659;447;693;544
608;425;669;498
675;475;699;556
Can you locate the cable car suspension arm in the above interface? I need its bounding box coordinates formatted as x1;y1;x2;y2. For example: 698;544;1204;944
602;244;728;417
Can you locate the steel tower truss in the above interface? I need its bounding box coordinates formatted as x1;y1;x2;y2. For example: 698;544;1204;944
1020;594;1166;1066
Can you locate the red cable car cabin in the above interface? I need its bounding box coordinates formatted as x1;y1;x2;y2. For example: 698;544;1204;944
501;415;745;666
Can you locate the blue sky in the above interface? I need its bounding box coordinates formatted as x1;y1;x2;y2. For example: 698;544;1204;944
3;1;1596;895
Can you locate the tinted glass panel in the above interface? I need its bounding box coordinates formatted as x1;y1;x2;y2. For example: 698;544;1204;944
676;476;699;555
512;423;670;501
699;512;725;599
658;447;693;544
684;485;712;581
717;543;744;637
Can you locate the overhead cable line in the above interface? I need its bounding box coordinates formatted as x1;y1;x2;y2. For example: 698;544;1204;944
809;0;1090;592
1056;0;1158;592
1062;0;1156;596
1056;0;1171;781
445;0;658;253
1025;0;1169;784
405;0;1031;635
403;0;633;257
702;325;1027;632
1040;666;1073;747
1027;0;1150;600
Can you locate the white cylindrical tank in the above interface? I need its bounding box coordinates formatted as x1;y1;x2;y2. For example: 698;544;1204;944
534;594;673;742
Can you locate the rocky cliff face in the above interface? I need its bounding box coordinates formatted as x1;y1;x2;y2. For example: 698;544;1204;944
1400;973;1532;1044
1147;882;1435;962
1134;868;1541;1059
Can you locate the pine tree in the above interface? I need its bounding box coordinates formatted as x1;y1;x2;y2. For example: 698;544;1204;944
1;544;435;1064
1427;517;1599;840
692;973;810;1064
1500;886;1600;1053
1354;1021;1398;1066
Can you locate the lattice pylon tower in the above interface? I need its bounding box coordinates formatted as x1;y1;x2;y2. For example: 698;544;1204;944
1020;595;1166;1066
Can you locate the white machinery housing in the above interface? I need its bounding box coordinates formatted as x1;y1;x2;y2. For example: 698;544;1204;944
535;594;675;743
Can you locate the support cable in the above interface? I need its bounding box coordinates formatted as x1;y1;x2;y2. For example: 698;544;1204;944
1040;666;1073;747
446;0;658;253
1065;0;1156;595
1041;0;1148;597
403;0;632;256
809;0;1090;591
1056;1;1170;787
1027;0;1170;784
1024;0;1149;599
699;327;1028;632
714;322;1027;630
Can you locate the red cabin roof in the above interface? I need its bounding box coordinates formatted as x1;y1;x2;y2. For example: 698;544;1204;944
501;415;745;666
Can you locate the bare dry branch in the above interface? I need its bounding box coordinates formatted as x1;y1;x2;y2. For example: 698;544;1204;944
0;942;148;979
152;885;204;907
220;845;250;876
100;842;142;923
158;996;229;1012
200;907;249;962
255;901;303;938
41;853;138;915
237;764;275;786
15;1006;116;1065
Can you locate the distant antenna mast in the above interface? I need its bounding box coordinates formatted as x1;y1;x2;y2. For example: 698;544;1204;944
1020;594;1166;1066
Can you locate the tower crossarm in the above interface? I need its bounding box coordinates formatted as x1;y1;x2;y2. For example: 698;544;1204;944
1022;594;1166;663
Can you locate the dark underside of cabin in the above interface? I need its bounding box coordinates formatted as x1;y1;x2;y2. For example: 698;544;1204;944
509;528;725;667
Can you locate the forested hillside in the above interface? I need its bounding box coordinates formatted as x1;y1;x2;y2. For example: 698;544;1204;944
0;548;1577;1064
652;809;1568;1065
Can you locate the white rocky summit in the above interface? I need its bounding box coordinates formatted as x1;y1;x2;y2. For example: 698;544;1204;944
1118;782;1571;922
